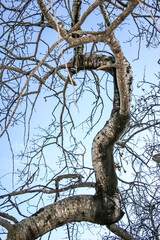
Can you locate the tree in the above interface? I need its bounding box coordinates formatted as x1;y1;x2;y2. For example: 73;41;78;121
0;0;160;239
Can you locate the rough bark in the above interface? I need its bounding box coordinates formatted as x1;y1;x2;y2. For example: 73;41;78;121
67;53;115;77
7;195;123;240
6;48;132;240
4;1;136;239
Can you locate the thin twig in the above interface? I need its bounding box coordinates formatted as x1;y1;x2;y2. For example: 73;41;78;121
138;0;160;31
47;0;79;112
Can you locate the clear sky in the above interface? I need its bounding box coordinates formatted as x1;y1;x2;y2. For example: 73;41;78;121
0;1;160;239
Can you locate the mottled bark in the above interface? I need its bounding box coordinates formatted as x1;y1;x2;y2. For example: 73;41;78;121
5;1;136;239
6;47;132;238
6;50;132;240
71;0;84;73
92;54;132;197
67;53;115;76
7;195;123;240
72;0;82;27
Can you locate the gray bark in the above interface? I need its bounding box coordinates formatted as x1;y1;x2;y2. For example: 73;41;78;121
7;195;123;240
4;1;137;239
6;51;132;240
108;224;137;240
5;48;132;239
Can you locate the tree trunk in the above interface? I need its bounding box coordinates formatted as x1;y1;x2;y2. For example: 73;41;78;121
7;195;123;240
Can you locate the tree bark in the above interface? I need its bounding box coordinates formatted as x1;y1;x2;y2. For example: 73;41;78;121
5;1;136;239
7;195;123;240
107;224;137;240
6;38;133;240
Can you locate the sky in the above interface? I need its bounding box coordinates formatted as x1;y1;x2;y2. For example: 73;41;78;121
0;1;160;239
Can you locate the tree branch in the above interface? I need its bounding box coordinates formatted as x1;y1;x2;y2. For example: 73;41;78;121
37;0;68;38
105;0;139;35
7;195;123;240
69;0;105;33
0;217;13;232
107;224;137;240
0;213;18;224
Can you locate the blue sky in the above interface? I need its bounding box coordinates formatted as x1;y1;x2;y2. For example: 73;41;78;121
0;1;160;239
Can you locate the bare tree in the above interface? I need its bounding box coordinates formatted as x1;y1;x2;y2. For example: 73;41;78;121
0;0;160;239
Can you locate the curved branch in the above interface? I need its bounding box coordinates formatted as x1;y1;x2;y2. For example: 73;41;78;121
67;1;139;50
90;28;132;228
0;212;18;224
64;47;132;225
67;53;115;79
89;40;132;198
7;195;123;240
0;217;13;232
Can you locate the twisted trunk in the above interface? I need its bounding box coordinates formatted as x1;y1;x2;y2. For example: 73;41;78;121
5;1;135;239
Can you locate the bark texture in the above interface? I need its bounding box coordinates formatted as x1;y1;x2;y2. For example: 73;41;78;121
6;37;132;240
7;195;123;240
5;0;136;239
6;48;128;238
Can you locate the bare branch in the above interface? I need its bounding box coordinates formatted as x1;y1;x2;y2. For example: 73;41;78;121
0;218;13;232
107;224;137;240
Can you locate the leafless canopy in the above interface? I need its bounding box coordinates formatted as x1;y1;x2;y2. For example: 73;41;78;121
0;0;160;239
